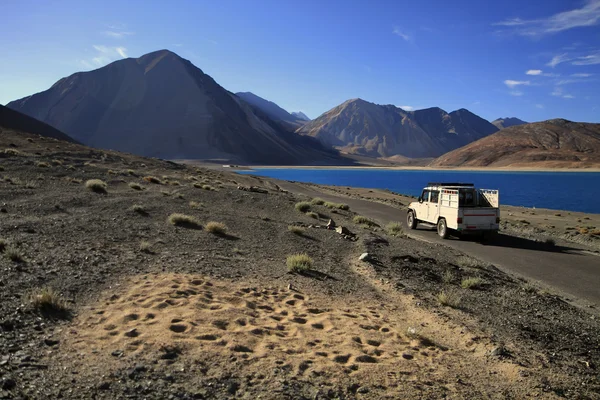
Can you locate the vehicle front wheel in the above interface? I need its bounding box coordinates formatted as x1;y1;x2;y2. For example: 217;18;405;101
437;218;449;239
407;211;417;230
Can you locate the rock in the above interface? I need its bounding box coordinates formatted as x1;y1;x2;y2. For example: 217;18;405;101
327;219;336;230
44;338;59;347
124;328;139;338
401;352;414;360
359;253;371;261
2;378;16;390
111;350;124;357
335;226;351;235
357;386;370;394
98;381;111;390
490;345;508;357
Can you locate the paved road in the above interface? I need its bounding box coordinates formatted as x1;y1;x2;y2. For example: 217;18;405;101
279;181;600;308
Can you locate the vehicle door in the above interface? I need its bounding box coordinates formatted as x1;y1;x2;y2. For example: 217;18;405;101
419;189;430;222
429;190;440;222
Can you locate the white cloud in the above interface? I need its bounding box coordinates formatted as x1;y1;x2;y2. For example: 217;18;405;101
510;90;524;96
563;94;575;99
493;0;600;36
572;51;600;65
103;30;134;38
547;53;571;67
392;27;411;42
551;87;563;96
399;105;415;111
526;69;543;75
535;104;544;109
504;79;530;88
89;45;128;66
173;43;183;47
571;73;592;77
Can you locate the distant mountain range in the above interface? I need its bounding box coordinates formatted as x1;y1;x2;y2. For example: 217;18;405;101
7;50;342;165
430;119;600;168
291;111;310;121
0;104;77;143
296;98;499;158
492;117;527;130
235;92;307;129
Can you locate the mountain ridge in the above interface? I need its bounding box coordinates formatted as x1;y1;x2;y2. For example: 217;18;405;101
296;98;499;158
7;50;343;165
492;117;527;130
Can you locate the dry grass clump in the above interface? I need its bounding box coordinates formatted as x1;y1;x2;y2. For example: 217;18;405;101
27;287;69;317
461;277;483;289
168;213;201;229
169;181;181;186
455;256;485;269
386;222;404;236
442;270;455;284
4;245;25;262
295;201;311;212
202;184;215;191
131;204;147;214
85;179;107;193
51;159;63;166
4;148;24;156
161;190;172;196
127;169;137;176
205;222;227;235
437;290;461;308
25;180;38;189
128;182;144;191
324;201;350;210
286;253;313;273
189;201;203;209
0;238;7;252
311;198;325;205
143;176;163;184
288;225;305;235
139;240;154;254
353;215;377;227
306;212;319;219
37;161;50;168
66;165;76;170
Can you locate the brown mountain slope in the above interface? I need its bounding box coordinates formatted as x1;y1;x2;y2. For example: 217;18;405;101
0;104;78;143
296;99;499;158
6;50;342;165
430;119;600;168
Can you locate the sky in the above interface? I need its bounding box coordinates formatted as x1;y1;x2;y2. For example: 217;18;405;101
1;0;600;123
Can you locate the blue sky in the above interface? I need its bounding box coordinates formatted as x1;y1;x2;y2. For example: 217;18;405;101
1;0;599;122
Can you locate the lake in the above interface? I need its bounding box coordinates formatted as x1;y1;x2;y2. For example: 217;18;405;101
237;169;600;214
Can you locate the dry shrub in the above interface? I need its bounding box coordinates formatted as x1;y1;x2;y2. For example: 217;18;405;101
295;201;311;212
143;176;163;184
437;291;461;308
386;222;404;236
129;182;144;191
461;277;483;289
85;179;107;193
27;287;69;317
306;212;319;219
205;222;227;235
288;226;305;235
4;245;25;262
311;198;325;205
353;215;377;226
286;253;313;273
168;213;201;229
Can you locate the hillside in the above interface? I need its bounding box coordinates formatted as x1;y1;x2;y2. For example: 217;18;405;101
296;99;499;158
430;119;600;168
236;92;305;128
492;117;527;130
1;127;598;398
0;104;77;143
6;50;341;165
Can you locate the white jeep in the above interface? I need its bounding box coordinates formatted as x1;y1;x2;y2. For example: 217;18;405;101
407;183;500;239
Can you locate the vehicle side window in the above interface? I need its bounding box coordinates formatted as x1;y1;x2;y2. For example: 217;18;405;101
430;190;440;204
421;190;429;202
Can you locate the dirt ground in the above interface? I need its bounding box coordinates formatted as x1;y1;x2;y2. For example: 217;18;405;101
1;129;599;399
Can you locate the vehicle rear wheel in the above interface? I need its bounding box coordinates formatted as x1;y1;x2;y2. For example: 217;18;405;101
407;211;417;230
437;218;448;239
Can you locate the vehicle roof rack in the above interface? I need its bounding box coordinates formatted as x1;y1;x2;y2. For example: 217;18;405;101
427;182;474;187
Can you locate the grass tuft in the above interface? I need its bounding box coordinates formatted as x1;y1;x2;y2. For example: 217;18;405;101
386;222;404;236
189;201;203;209
306;212;319;219
168;213;201;228
4;245;25;262
461;277;483;289
140;240;154;254
127;169;137;176
85;179;107;193
437;291;461;308
0;238;7;252
455;256;485;269
295;201;311;212
311;198;325;205
442;270;455;284
27;287;69;317
4;148;24;156
286;253;313;273
324;201;350;211
205;221;227;235
143;176;163;184
288;225;305;235
132;204;147;214
37;161;50;168
128;182;144;191
353;215;377;227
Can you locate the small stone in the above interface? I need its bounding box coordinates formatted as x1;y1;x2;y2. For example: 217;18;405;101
2;378;16;390
98;381;111;390
44;338;59;347
111;350;124;357
357;386;370;394
359;253;371;261
402;353;414;360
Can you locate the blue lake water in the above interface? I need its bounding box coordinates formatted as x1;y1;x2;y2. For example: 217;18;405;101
238;169;600;214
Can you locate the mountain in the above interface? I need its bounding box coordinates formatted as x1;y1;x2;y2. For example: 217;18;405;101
291;111;310;121
430;119;600;168
6;50;342;165
235;92;305;128
296;98;499;158
0;104;78;143
492;117;527;130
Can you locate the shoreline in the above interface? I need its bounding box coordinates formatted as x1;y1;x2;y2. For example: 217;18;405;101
235;165;600;172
